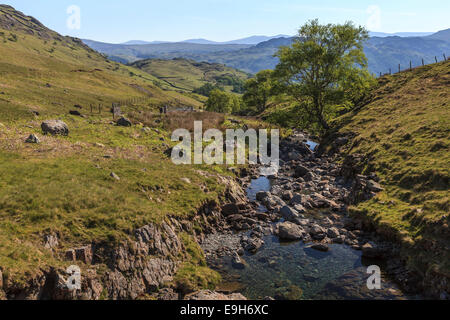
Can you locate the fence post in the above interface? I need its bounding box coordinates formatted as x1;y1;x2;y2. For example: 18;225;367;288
422;58;424;66
444;53;447;61
398;64;401;73
435;56;438;63
410;61;412;71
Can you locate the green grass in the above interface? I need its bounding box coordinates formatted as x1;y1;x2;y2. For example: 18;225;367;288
0;9;233;290
0;116;230;283
328;61;450;276
130;58;249;94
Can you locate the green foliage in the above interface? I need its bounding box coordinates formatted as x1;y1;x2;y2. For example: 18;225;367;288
214;74;246;93
130;58;249;95
205;89;243;114
193;83;221;97
242;69;275;113
274;19;375;131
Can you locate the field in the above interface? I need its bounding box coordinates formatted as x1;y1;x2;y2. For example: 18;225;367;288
130;58;250;94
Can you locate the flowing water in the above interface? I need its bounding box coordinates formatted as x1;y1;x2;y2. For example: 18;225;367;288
212;155;415;300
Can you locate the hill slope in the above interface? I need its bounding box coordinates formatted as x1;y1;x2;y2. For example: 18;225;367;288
0;5;231;297
0;5;203;122
130;58;250;93
323;61;450;291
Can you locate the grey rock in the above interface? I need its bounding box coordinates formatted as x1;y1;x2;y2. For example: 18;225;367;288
311;243;329;252
292;204;306;214
44;234;59;249
280;206;299;221
256;191;270;201
231;252;246;269
25;134;40;144
180;177;191;184
282;190;293;201
367;180;384;192
41;120;69;136
75;245;93;264
116;117;132;127
110;172;120;180
327;227;340;238
277;222;305;241
69;110;82;116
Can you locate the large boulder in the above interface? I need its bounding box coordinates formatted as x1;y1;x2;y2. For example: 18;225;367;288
309;224;327;240
277;222;305;241
327;227;340;239
280;206;299;221
116;117;132;127
41;120;69;136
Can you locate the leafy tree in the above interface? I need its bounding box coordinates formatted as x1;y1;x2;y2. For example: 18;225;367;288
274;19;375;130
243;70;274;113
193;83;220;97
229;94;243;114
205;89;232;113
205;89;243;114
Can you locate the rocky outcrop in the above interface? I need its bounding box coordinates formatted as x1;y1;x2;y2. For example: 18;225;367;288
1;174;250;300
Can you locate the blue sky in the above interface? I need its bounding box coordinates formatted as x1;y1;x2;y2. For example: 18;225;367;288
3;0;449;43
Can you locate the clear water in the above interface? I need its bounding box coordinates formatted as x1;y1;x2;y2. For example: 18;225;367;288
212;174;412;300
306;140;319;151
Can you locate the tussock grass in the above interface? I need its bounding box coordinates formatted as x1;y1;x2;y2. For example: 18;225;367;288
330;61;450;275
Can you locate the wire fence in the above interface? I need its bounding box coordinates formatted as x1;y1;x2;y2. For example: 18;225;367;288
374;53;448;78
87;96;193;121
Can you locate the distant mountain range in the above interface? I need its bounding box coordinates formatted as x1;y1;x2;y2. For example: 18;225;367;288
368;31;434;37
120;33;436;46
83;28;450;74
120;35;291;46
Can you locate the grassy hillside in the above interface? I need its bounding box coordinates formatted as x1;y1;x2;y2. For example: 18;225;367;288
0;5;230;289
0;5;203;123
130;58;250;94
325;61;449;277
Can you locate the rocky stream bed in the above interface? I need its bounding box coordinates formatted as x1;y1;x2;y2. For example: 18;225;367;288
200;132;423;300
